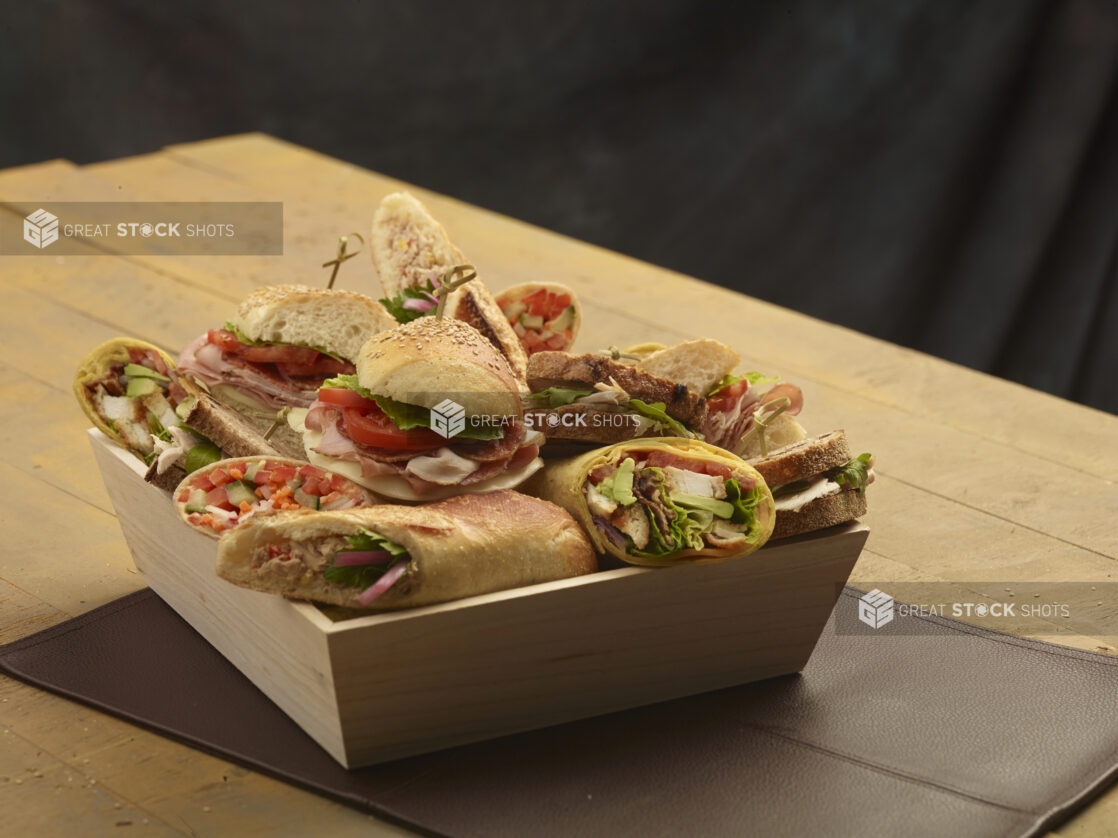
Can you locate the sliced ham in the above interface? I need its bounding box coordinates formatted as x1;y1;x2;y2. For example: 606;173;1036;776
405;447;481;485
178;333;324;410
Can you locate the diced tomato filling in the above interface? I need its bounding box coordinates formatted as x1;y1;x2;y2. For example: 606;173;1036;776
186;458;367;533
501;289;574;355
206;329;354;377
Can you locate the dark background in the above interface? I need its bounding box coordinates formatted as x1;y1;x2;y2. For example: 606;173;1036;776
3;0;1116;413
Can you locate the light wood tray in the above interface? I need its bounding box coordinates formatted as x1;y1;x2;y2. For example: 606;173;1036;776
90;428;869;769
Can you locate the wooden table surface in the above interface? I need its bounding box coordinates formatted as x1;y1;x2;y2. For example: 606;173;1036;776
0;134;1115;837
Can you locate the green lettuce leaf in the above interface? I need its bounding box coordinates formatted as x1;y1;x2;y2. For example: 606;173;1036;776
223;321;347;362
323;528;409;589
826;453;873;492
725;478;767;543
627;399;691;437
183;442;222;474
707;371;780;398
320;375;504;440
378;280;438;325
526;387;594;408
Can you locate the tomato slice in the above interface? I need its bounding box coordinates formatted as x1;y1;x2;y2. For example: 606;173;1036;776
207;329;242;352
318;387;378;410
548;292;571;315
342;407;443;450
707;379;750;413
644;450;733;479
239;344;321;366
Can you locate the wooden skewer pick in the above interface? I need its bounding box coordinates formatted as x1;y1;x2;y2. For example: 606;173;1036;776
321;232;365;289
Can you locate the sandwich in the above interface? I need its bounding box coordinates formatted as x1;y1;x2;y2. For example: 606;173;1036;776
494;281;581;355
747;430;874;539
633;339;806;457
524;350;708;447
177;284;393;457
371;191;529;380
522;438;775;566
523;338;806;455
174;456;378;537
73;338;281;491
291;317;544;501
215;490;597;610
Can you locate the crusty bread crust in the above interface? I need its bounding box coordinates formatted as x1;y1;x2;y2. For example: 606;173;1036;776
371;192;465;298
748;430;850;488
356;318;521;419
635;339;741;396
771;487;867;539
215;491;597;610
527;352;706;425
233;284;390;362
452;284;529;381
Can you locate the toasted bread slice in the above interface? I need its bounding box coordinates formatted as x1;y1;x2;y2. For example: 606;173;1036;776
635;339;741;396
527;352;706;425
144;392;292;488
771;487;867;539
748;430;850;488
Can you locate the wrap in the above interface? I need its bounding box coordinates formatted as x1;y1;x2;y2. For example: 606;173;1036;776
215;489;597;610
494;282;582;355
521;437;775;566
73;337;181;450
175;456;377;538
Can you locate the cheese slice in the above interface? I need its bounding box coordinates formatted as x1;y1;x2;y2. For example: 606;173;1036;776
289;409;543;501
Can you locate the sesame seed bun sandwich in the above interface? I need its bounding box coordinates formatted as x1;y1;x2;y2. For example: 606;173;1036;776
177;284;396;457
289;317;545;501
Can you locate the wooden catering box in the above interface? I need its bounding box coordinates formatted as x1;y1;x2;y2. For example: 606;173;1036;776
90;428;869;769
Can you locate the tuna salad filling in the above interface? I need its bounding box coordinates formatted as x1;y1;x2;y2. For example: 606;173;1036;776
585;450;767;557
252;528;413;606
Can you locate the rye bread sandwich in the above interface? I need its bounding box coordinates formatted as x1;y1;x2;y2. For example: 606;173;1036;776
634;339;807;457
524;350;708;447
748;430;874;539
215;490;596;610
371;191;529;381
177;284;394;457
291;317;544;501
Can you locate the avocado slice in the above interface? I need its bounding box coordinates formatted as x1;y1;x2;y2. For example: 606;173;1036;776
126;377;161;398
124;363;170;382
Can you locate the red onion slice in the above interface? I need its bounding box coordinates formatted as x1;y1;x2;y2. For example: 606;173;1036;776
402;295;437;312
334;550;393;566
356;561;409;605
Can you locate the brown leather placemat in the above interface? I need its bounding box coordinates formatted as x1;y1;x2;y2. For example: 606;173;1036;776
2;588;1117;838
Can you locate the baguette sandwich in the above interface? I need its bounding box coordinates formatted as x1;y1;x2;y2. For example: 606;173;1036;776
371;191;529;380
215;490;596;610
522;438;774;566
177;284;394;457
291;317;544;501
748;430;874;538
